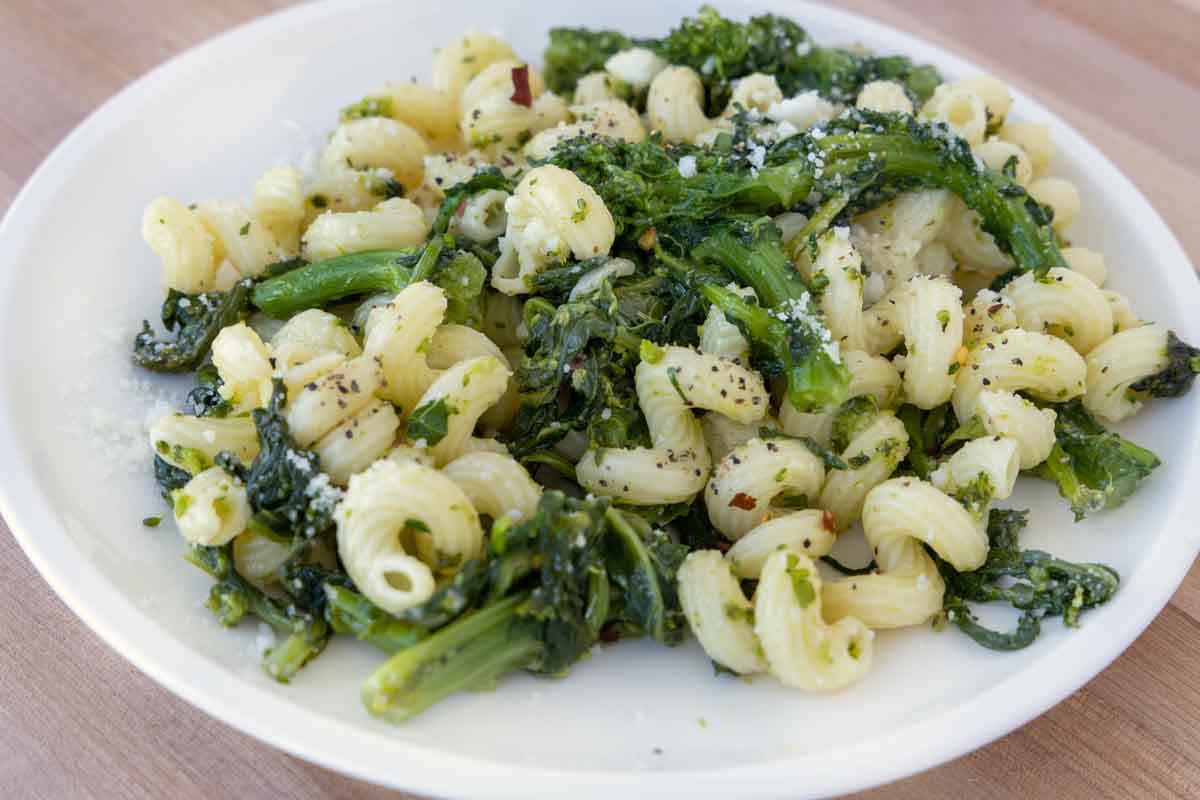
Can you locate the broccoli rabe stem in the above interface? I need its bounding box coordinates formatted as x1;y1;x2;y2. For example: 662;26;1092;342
361;593;542;723
691;224;808;308
701;283;849;411
251;239;444;317
786;193;850;263
323;583;428;654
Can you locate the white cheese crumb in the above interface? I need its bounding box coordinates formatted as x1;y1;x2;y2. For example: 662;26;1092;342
677;155;697;178
766;92;837;132
774;120;799;141
255;622;277;656
747;146;766;170
604;47;668;88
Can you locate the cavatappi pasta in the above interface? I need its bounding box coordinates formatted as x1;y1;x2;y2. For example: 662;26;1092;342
129;10;1190;718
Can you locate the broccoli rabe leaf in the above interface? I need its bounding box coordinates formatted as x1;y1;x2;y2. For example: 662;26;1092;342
237;381;342;537
896;403;959;480
940;509;1120;650
509;276;702;457
547;8;940;113
132;280;251;372
604;508;689;644
1030;400;1160;520
184;363;231;418
152;455;191;501
657;7;941;109
405;398;452;445
654;7;813;113
1129;330;1200;398
186;544;329;681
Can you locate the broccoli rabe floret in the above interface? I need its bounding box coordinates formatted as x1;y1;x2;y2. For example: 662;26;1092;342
1130;330;1200;398
132;280;251;372
187;545;329;681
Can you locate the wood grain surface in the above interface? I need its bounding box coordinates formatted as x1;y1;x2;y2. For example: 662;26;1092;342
2;1;1198;797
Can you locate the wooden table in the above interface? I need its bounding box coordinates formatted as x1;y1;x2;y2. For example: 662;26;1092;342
2;1;1198;797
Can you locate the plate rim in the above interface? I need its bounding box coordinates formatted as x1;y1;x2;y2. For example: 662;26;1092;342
1;1;1198;797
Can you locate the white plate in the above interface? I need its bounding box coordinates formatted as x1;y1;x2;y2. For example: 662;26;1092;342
1;1;1198;797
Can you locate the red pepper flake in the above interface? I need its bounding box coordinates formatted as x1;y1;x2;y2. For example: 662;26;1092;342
820;510;836;533
598;623;621;644
510;65;532;107
454;198;467;217
729;492;757;511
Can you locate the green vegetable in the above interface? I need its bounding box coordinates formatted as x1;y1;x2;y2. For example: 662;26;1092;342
132;280;251;372
896;403;958;480
405;398;453;445
141;515;162;528
701;282;848;412
940;509;1119;650
184;363;231;418
1030;400;1160;520
232;381;341;537
544;8;941;112
509;275;702;458
152;455;191;501
831;396;880;452
1129;330;1200;398
187;545;329;681
323;583;429;654
358;492;687;722
658;7;940;109
251;238;486;325
543;28;636;95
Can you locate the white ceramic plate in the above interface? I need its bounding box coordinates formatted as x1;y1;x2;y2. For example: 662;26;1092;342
1;1;1198;797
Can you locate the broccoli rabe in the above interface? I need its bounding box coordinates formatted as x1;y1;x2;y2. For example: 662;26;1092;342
184;363;231;418
152;455;191;501
940;509;1120;650
132;280;252;372
187;544;329;681
223;381;342;538
1130;331;1200;398
701;281;849;411
250;237;487;325
544;7;941;112
358;492;688;721
509;274;704;458
1031;400;1160;520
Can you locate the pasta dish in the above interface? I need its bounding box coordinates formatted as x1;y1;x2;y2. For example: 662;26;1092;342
131;7;1200;721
